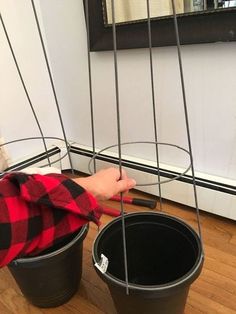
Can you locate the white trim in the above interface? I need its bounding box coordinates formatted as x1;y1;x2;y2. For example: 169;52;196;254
71;143;236;221
4;143;235;221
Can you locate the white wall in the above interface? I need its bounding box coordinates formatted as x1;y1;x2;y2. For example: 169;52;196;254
0;0;64;162
38;0;236;183
1;0;236;184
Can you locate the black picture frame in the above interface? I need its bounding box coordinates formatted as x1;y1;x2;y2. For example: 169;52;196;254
83;0;236;52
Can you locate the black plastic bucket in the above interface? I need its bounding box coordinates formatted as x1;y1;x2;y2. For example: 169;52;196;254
93;212;204;314
8;224;88;308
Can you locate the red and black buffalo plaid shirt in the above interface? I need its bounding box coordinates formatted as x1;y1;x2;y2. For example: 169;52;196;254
0;172;102;267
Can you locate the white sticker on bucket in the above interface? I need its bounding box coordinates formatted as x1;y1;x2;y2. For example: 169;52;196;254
95;254;109;274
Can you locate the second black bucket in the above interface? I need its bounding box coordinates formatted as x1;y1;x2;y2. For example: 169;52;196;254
93;212;204;314
8;224;88;308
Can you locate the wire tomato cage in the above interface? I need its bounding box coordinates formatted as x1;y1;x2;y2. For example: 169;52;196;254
84;0;204;295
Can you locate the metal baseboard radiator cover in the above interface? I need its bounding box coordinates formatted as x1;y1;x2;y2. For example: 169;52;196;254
3;144;235;220
0;147;61;178
70;144;236;221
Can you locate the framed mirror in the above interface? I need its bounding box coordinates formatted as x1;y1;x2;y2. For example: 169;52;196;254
84;0;236;51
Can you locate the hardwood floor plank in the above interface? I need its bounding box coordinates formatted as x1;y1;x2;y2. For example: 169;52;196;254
185;303;204;314
0;300;15;314
79;279;115;313
192;278;236;311
187;290;236;314
205;245;236;268
200;268;236;295
0;288;43;314
204;256;236;282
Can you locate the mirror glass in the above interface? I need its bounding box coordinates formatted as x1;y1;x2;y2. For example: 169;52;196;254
103;0;236;25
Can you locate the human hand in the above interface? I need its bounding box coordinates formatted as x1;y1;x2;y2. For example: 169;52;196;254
73;167;136;201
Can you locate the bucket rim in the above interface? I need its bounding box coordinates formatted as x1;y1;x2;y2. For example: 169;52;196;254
92;211;204;292
11;224;89;264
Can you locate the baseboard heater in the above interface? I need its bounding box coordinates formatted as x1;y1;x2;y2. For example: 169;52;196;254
0;147;61;178
1;144;235;220
70;145;236;221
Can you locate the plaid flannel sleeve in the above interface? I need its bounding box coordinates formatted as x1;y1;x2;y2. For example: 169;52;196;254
0;172;102;267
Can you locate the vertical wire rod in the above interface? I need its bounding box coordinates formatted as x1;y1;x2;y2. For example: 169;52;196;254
31;0;74;174
0;13;51;167
146;0;163;210
85;0;96;173
170;0;203;249
111;0;129;295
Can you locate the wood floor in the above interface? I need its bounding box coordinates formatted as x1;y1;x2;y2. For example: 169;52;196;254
0;189;236;313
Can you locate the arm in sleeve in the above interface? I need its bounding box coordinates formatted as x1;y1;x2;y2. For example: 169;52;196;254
0;172;102;267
